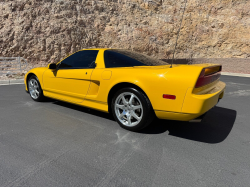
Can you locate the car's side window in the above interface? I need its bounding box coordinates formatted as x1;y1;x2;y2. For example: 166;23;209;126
104;50;145;68
58;50;99;69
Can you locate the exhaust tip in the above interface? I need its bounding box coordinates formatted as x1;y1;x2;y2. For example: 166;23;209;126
189;113;207;123
189;119;202;123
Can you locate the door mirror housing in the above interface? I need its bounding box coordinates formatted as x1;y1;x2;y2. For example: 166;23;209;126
49;63;57;70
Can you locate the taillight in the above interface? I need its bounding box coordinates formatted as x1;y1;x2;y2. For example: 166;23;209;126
195;66;221;88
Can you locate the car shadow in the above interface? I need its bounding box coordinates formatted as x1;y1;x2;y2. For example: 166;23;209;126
52;100;115;121
50;99;236;144
41;97;57;103
141;106;237;144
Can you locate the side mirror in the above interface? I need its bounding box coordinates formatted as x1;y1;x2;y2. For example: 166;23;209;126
49;63;57;70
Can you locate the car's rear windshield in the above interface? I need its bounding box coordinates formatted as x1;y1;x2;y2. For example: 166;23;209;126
104;49;167;68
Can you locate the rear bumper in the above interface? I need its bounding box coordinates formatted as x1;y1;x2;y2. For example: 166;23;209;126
155;81;226;121
155;110;203;121
182;81;225;114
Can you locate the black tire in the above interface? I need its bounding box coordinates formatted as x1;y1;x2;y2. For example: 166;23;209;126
27;75;45;102
111;87;155;131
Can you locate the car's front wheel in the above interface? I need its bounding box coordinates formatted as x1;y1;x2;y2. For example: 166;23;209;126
111;87;155;131
28;75;45;102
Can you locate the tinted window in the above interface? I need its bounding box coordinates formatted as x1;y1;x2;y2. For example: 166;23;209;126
104;49;167;68
58;50;99;69
104;50;147;68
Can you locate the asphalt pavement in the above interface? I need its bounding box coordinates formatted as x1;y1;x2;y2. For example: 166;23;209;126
0;75;249;187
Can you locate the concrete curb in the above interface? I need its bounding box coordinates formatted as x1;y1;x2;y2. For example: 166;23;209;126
221;72;250;78
0;79;24;86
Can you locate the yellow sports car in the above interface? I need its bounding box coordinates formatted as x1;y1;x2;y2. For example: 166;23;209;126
24;48;226;131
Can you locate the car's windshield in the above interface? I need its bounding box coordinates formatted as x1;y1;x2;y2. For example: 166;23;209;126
104;49;168;68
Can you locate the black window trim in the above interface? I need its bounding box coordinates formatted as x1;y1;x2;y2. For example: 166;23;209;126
57;62;96;70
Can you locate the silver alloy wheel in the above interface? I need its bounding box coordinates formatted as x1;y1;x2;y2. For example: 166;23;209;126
114;92;143;127
28;79;40;99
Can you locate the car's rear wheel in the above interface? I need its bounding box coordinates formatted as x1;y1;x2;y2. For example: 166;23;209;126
28;75;44;102
111;87;155;131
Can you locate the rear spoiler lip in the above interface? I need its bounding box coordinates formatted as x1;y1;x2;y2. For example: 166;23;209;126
195;65;222;88
203;65;222;76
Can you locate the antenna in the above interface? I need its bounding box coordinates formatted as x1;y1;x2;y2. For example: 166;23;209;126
171;0;188;68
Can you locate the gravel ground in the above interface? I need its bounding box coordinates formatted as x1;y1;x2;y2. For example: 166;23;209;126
162;58;250;74
192;58;250;74
0;63;47;80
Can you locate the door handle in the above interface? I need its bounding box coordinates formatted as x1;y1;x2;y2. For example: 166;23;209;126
86;72;87;75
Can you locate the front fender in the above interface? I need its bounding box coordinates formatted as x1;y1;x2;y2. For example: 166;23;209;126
25;67;48;90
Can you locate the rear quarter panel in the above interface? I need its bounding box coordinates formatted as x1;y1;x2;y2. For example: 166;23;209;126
132;65;203;113
94;65;203;113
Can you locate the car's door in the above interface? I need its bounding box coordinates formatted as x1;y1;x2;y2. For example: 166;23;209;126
43;50;99;103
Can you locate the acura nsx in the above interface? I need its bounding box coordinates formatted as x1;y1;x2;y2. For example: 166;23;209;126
25;48;226;131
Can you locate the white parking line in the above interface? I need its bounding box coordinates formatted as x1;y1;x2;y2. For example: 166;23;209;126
0;83;24;86
222;72;250;78
0;79;24;86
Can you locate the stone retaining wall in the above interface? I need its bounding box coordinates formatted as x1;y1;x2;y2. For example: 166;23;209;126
0;0;249;65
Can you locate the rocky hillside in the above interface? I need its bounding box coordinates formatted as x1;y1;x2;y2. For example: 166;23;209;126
0;0;250;65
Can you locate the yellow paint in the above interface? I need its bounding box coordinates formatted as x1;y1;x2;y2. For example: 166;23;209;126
182;82;226;115
87;80;100;96
43;68;94;103
24;48;226;121
101;70;112;80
